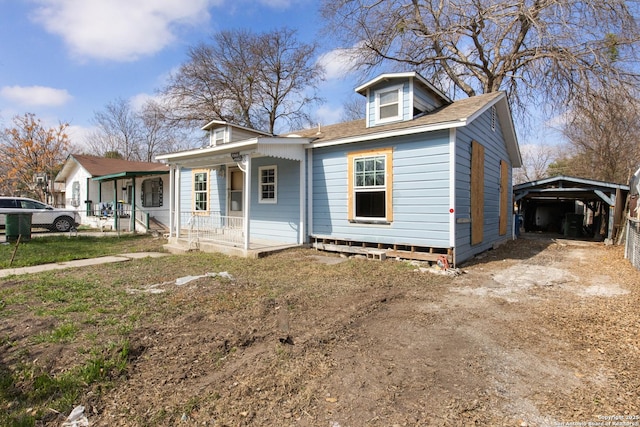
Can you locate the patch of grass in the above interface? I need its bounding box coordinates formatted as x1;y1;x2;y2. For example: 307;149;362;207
0;234;164;269
0;340;131;425
0;247;449;425
33;322;79;343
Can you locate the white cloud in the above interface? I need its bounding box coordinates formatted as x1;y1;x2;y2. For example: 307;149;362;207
66;124;96;152
0;85;72;107
129;93;156;111
314;104;343;126
31;0;219;62
317;45;362;80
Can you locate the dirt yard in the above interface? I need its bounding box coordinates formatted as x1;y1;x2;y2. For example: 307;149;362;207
2;235;640;426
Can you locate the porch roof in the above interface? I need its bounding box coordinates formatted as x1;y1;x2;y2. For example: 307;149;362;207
156;136;312;167
91;170;170;182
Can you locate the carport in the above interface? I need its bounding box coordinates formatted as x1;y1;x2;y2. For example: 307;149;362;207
514;175;629;242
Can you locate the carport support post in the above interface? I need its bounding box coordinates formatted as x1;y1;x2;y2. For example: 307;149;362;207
607;196;616;242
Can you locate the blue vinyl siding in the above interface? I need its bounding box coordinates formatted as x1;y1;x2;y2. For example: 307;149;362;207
249;157;301;244
312;130;452;248
413;84;441;113
455;106;512;264
179;167;224;216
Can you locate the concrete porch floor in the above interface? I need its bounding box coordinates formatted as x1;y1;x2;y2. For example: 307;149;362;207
163;237;303;258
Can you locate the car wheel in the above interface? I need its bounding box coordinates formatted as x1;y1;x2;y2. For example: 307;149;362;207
52;216;73;232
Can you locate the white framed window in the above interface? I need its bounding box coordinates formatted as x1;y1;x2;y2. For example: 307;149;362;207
347;148;393;222
258;165;277;204
375;85;403;123
212;128;226;146
193;169;209;212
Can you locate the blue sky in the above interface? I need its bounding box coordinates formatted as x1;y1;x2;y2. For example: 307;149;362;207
0;0;561;160
0;0;362;149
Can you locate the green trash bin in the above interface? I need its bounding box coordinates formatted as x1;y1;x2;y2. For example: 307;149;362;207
6;213;32;242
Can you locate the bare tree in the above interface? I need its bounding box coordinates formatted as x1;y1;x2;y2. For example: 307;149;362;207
87;98;142;161
86;98;195;161
339;94;366;122
321;0;640;114
253;28;325;132
513;142;559;184
161;27;324;134
560;85;640;183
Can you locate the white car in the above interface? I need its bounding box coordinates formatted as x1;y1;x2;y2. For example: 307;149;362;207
0;197;80;232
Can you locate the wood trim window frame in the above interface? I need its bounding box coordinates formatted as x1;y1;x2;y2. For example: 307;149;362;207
192;169;209;214
347;147;394;223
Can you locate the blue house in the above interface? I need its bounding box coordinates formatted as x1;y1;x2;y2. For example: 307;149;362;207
156;72;521;265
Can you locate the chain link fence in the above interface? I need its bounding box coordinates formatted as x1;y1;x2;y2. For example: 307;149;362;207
625;217;640;270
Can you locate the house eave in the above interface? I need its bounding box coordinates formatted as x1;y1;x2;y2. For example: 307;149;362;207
201;120;271;136
355;71;452;104
156;137;312;165
91;170;170;182
309;120;467;149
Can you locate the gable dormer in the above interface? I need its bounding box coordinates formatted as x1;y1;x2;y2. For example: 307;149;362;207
201;120;271;146
356;72;452;128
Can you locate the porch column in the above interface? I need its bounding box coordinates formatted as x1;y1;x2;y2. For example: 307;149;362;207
176;166;181;239
307;149;313;237
113;180;118;231
299;155;306;244
244;156;251;251
168;165;175;238
131;177;136;233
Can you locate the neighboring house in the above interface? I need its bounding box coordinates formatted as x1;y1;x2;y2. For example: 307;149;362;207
157;72;522;265
54;154;170;232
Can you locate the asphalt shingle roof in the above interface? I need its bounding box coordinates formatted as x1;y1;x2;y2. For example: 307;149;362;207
285;92;503;143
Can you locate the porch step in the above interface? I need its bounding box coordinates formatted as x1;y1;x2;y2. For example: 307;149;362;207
163;243;196;254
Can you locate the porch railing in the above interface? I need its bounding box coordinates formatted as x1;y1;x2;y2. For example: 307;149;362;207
179;211;244;247
85;202;151;232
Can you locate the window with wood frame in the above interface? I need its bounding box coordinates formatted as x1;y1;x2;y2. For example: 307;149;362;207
192;169;209;213
347;148;393;222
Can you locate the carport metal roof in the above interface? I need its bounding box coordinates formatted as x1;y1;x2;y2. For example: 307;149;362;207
514;175;629;205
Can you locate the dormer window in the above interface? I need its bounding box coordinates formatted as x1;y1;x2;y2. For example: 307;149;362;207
375;85;403;123
212;128;226;146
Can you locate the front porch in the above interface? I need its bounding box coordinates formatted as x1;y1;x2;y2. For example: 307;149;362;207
163;211;302;258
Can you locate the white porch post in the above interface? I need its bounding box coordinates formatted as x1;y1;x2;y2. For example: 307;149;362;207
168;165;175;238
307;149;313;237
176;166;181;239
299;154;306;244
243;156;251;250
